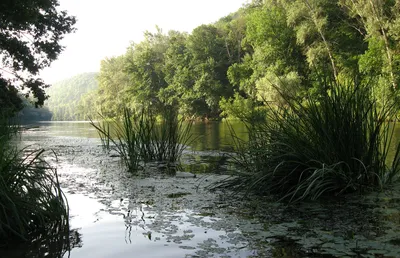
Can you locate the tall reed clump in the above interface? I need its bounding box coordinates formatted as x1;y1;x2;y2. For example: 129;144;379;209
0;116;69;245
148;108;193;164
90;107;193;172
216;79;400;201
90;108;142;171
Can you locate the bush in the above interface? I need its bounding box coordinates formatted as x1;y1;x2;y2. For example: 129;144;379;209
215;79;400;201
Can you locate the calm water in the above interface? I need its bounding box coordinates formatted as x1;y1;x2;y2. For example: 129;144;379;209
12;121;269;258
24;120;248;150
25;120;400;154
5;121;400;258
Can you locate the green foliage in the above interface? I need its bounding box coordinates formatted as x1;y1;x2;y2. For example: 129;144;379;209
54;1;400;121
0;0;76;114
0;84;23;117
91;109;142;171
161;31;191;110
92;23;238;120
215;11;247;64
186;24;239;117
220;92;266;122
230;1;310;110
216;79;400;201
95;56;131;118
340;0;400;88
0;116;69;244
46;73;98;120
124;29;170;113
149;109;194;163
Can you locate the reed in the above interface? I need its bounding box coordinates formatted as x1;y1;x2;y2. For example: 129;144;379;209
90;108;142;171
215;79;400;201
150;108;193;164
90;107;193;172
0;116;69;244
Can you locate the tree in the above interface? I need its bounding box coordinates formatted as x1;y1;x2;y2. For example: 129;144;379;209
340;0;400;89
215;12;247;64
186;24;234;118
227;1;308;105
281;0;366;82
97;56;130;118
124;28;169;113
161;30;193;113
0;0;76;115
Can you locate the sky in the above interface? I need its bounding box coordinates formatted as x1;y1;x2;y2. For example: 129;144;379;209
40;0;247;83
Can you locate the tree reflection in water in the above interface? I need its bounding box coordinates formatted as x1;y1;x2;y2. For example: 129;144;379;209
0;226;82;258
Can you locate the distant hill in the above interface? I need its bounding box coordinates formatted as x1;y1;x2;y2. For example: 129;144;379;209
46;72;98;120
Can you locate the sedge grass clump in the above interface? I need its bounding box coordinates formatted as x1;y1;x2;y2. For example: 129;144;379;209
90;107;193;172
90;108;142;171
150;108;193;164
134;108;193;164
216;79;400;201
0;117;69;244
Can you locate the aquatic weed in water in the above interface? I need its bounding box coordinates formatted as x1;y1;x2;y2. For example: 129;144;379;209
90;107;194;172
215;78;400;201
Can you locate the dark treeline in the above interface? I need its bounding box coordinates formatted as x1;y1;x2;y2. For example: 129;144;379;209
71;0;400;121
17;104;52;122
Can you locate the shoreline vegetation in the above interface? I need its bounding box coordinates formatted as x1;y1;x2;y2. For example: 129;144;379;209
45;1;400;124
78;0;400;202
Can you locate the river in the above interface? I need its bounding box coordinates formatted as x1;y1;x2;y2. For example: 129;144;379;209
4;121;400;257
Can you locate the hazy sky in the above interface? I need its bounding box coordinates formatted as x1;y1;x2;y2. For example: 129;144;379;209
40;0;247;83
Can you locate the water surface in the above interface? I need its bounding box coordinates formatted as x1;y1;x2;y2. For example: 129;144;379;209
8;121;400;257
17;121;269;258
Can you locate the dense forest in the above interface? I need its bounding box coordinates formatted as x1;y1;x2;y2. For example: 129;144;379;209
65;0;400;121
46;72;98;120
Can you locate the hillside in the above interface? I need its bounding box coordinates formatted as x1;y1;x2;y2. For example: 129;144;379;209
46;72;98;120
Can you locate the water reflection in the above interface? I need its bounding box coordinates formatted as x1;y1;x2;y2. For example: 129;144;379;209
62;192;263;258
23;120;249;152
189;121;248;151
0;227;82;258
73;195;262;257
26;120;399;158
181;153;232;174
